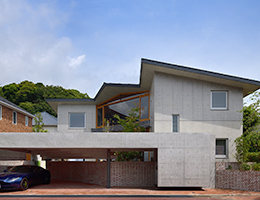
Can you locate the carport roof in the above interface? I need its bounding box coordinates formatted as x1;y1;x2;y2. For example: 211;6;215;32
47;58;260;113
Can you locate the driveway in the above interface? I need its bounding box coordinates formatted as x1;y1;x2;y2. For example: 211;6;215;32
0;179;259;200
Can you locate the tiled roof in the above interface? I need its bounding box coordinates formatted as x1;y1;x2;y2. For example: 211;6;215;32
0;96;35;118
32;111;57;126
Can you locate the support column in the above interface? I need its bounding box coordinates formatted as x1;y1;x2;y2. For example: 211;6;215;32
107;149;111;188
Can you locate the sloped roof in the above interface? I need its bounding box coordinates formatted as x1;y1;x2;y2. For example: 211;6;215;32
47;58;260;113
0;96;35;118
32;112;57;126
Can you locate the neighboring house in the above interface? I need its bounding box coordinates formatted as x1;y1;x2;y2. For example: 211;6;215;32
0;96;34;132
1;58;260;188
33;111;57;132
0;96;35;167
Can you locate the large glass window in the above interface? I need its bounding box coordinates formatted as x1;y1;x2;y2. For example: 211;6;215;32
216;139;228;158
211;91;227;110
69;113;85;128
97;108;103;127
97;92;149;127
141;96;149;119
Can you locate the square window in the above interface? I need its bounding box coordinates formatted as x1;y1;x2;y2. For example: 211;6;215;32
69;113;86;128
13;111;17;125
172;115;179;132
211;91;227;110
216;139;228;158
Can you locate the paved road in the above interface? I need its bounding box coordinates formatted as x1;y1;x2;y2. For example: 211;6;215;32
0;198;223;200
1;197;260;200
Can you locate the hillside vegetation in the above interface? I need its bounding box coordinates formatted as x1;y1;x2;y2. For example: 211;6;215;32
0;81;89;117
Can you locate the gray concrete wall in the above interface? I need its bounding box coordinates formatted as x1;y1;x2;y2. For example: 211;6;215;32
0;132;215;188
153;72;243;162
57;104;96;133
158;133;215;187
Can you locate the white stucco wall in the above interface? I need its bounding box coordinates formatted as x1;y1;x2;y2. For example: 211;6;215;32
57;104;96;133
152;72;243;162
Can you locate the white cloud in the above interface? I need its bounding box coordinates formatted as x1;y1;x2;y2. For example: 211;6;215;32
68;55;86;69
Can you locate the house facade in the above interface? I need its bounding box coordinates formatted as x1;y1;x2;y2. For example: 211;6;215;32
1;58;260;188
0;96;35;164
0;96;34;132
47;59;259;163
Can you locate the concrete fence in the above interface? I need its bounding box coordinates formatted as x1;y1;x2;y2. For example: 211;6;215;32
216;162;260;192
47;161;156;187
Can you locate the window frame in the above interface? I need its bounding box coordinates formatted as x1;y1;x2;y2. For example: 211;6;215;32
211;91;228;110
215;138;228;159
25;116;28;126
0;105;2;120
96;92;150;128
13;111;17;125
69;112;86;129
172;114;180;132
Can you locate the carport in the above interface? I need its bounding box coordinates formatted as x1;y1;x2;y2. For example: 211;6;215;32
1;147;157;188
0;132;215;188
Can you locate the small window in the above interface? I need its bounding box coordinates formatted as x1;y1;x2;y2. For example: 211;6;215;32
13;111;17;125
69;113;86;128
211;91;227;110
25;116;28;126
97;108;103;127
216;139;228;158
0;105;2;120
172;115;179;132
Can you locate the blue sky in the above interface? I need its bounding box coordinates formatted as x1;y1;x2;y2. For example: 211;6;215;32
0;0;260;99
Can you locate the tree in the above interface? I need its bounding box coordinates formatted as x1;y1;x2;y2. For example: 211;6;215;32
32;113;48;132
0;81;89;117
235;91;260;163
112;107;145;161
114;107;145;132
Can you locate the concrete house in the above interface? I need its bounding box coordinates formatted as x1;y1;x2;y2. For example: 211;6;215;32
1;58;260;188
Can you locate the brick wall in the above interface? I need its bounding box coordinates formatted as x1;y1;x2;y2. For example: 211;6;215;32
0;106;32;132
216;162;260;192
111;162;156;187
47;161;156;187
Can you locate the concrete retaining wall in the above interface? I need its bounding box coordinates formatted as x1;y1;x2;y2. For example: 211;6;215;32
47;161;156;187
0;160;34;172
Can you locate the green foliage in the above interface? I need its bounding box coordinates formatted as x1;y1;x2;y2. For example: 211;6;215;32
32;113;48;132
235;135;250;163
115;151;142;162
240;163;251;171
226;165;232;170
112;107;145;161
242;104;260;135
235;91;260;163
252;163;260;171
114;107;145;132
0;81;89;117
247;152;260;163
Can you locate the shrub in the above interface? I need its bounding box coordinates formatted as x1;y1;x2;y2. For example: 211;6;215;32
247;152;260;163
240;163;251;171
252;163;260;171
226;165;232;170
